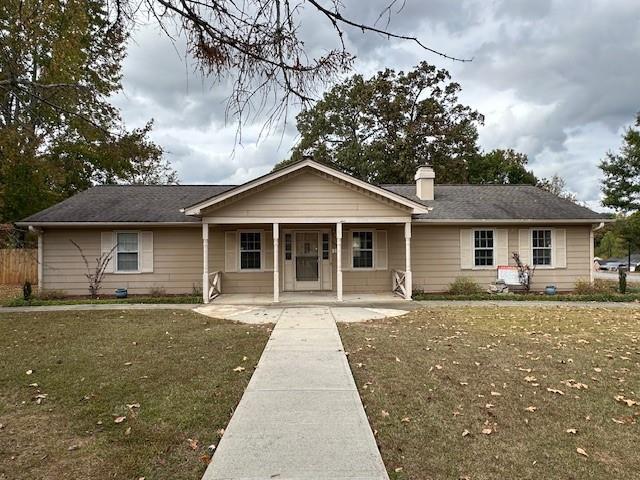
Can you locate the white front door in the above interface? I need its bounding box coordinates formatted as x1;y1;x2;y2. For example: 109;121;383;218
294;231;321;290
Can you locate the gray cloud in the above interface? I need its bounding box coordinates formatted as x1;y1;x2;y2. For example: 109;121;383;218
111;0;640;209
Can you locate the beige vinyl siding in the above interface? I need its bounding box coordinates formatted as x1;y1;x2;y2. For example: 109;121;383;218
412;225;592;293
41;227;274;295
202;170;409;218
43;227;204;295
343;225;404;293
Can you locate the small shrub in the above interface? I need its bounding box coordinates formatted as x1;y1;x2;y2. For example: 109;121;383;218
448;277;483;295
619;270;627;294
149;286;167;298
37;289;67;300
574;279;616;295
192;284;203;297
23;281;32;301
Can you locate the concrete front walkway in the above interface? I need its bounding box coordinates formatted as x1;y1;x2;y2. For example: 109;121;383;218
202;307;389;480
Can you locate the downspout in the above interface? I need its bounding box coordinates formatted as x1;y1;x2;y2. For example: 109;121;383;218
590;222;605;283
28;226;43;293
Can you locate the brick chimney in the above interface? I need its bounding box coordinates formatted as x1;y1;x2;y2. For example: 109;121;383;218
415;165;435;200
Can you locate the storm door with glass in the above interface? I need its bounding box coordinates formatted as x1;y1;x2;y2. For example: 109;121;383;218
294;231;321;290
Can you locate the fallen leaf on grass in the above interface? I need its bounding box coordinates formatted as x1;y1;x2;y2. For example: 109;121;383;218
114;416;126;424
233;366;246;372
566;428;577;434
26;370;33;375
67;444;80;451
614;395;639;407
576;448;588;457
124;362;132;366
125;427;132;436
394;467;403;473
381;410;390;418
187;438;199;450
481;428;493;435
525;406;537;412
462;429;470;437
126;403;140;410
547;388;565;395
401;417;411;423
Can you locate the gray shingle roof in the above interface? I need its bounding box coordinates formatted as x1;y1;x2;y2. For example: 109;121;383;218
380;184;605;220
19;183;605;224
20;185;234;223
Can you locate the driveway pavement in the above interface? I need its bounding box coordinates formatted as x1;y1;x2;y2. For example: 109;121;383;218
201;306;390;480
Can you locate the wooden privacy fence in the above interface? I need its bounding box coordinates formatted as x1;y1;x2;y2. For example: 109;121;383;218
0;249;37;284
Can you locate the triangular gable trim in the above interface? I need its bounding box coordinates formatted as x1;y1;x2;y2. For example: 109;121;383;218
183;159;430;215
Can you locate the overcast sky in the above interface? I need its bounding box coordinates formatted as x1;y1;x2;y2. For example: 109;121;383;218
112;0;640;210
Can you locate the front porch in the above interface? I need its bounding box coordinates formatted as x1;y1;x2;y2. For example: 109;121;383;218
201;221;414;304
211;291;405;306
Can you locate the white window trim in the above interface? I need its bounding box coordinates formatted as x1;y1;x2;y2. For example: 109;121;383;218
238;229;264;272
351;230;375;270
531;228;554;269
472;228;496;270
114;231;141;274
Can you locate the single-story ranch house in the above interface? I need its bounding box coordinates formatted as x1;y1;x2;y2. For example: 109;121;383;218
17;159;606;302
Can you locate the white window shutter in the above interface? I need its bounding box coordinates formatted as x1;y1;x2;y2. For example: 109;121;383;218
342;230;352;271
375;230;388;270
225;231;237;272
553;228;567;268
518;229;531;265
100;232;115;273
264;230;273;271
459;229;473;270
496;229;509;266
140;232;154;272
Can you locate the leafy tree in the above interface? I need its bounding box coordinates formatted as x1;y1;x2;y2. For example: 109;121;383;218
468;149;538;185
613;212;640;267
0;0;176;222
600;113;640;212
276;62;484;184
595;230;627;258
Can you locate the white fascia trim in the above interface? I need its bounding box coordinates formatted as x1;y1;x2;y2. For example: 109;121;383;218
15;222;201;227
203;216;412;224
183;159;430;215
412;218;610;225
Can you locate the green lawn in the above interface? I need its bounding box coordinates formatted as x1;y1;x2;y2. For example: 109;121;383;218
339;306;640;480
0;310;270;479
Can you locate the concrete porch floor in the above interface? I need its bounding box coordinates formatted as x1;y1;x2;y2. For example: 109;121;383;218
211;291;406;306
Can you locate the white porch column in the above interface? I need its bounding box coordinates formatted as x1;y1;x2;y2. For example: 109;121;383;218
336;222;343;301
273;223;279;303
36;229;43;294
404;222;412;300
202;223;209;304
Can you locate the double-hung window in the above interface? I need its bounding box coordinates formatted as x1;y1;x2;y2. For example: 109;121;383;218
240;231;262;270
474;230;494;267
352;231;373;269
116;232;139;272
532;229;552;266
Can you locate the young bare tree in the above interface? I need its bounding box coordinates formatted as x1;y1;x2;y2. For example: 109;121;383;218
512;252;535;292
70;240;117;298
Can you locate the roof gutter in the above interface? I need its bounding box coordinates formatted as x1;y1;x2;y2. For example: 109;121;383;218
411;218;612;225
14;221;202;228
